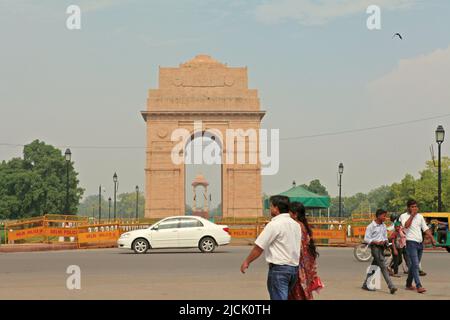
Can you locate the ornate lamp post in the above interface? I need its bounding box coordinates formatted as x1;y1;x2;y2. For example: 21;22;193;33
436;125;445;212
108;197;112;221
113;173;118;220
338;163;344;219
64;149;72;214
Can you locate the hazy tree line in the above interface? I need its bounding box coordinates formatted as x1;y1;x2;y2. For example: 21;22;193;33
302;158;449;216
77;192;145;220
1;141;448;220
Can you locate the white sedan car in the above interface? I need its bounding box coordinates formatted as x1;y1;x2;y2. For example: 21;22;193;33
117;216;231;254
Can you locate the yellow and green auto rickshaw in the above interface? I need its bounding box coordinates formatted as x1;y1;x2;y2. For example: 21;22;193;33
422;212;450;253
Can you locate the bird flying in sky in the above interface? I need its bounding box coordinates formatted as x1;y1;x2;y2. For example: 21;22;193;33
393;33;403;40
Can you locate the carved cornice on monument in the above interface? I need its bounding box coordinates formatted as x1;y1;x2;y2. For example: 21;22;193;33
141;110;266;121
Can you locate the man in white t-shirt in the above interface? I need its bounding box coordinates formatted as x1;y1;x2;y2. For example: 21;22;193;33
399;199;435;294
240;195;301;300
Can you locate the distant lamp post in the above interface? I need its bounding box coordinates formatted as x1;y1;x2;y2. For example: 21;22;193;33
135;185;139;220
338;163;344;219
64;148;72;214
108;197;112;221
292;180;296;188
113;173;118;220
436;125;445;212
98;185;106;222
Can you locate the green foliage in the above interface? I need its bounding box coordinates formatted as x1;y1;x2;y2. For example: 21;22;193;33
389;158;449;212
300;179;329;196
389;174;416;211
368;185;394;211
330;157;449;215
77;195;107;218
0;140;84;219
117;191;145;219
77;191;145;219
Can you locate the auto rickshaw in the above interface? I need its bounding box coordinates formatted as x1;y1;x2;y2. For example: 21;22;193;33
422;212;450;252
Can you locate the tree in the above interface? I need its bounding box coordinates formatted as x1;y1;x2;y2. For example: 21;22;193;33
415;158;449;212
301;179;329;196
388;158;449;212
77;195;109;218
317;157;449;216
345;192;369;215
389;174;416;212
367;185;394;212
116;191;145;219
78;190;145;220
0;140;84;219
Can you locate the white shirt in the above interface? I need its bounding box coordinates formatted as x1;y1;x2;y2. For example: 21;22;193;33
399;212;429;243
364;220;388;244
254;213;301;266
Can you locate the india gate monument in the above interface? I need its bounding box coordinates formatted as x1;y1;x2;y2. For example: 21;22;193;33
141;55;265;218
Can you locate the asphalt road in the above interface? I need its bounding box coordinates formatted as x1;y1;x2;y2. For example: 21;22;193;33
0;246;449;299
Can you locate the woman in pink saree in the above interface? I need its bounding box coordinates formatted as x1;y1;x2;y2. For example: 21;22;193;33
288;202;321;300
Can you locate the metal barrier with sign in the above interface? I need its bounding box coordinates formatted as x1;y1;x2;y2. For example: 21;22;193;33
310;222;347;245
77;223;122;248
4;215;387;248
4;215;153;247
5;215;88;244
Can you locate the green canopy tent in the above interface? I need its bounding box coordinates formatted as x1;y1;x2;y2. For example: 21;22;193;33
264;185;330;210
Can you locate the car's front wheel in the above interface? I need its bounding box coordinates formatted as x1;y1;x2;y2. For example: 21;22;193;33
199;237;216;253
132;238;150;254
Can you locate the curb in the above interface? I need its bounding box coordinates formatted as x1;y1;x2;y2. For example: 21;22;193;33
0;243;78;253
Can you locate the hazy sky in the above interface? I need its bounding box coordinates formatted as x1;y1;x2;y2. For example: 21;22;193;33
1;0;449;208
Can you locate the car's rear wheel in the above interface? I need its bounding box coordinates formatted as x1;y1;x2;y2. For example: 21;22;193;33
199;237;216;253
132;238;150;254
446;247;450;253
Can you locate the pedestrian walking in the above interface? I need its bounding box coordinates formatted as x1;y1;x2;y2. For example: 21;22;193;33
288;202;323;300
389;221;406;277
240;195;301;300
399;199;436;294
362;209;397;294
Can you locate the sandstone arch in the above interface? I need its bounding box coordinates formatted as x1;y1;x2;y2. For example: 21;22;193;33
141;55;265;219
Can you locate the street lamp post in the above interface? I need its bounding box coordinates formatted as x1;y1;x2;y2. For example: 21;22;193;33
135;186;139;220
64;149;71;214
338;163;344;219
113;173;118;220
108;197;112;221
98;185;103;222
436;125;445;212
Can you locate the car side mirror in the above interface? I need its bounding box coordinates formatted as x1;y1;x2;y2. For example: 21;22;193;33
152;225;159;231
